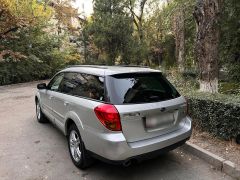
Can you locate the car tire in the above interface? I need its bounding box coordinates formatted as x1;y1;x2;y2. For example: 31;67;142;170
68;123;93;169
35;99;48;123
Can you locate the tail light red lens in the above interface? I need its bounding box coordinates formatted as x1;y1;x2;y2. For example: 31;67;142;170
94;104;122;131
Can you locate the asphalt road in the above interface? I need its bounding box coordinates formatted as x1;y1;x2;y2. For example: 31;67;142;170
0;81;233;180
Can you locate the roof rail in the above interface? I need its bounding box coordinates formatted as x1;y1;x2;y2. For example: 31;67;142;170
66;65;108;69
115;65;149;68
66;64;150;69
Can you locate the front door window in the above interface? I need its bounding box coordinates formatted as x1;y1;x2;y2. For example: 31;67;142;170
48;73;64;91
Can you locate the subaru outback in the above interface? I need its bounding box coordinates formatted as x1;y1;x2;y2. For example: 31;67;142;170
35;65;192;169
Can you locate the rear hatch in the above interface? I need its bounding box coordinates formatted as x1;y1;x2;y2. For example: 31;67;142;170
105;72;187;142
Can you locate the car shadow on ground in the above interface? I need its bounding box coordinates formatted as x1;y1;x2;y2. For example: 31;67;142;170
88;153;180;178
41;119;185;180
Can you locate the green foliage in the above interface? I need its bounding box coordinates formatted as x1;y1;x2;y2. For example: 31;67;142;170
219;0;240;82
186;91;240;106
0;58;50;85
181;0;196;68
1;0;239;88
188;94;240;140
219;82;240;95
147;0;195;68
0;0;83;85
160;0;240;82
166;68;240;140
166;68;199;93
162;34;176;68
143;2;175;67
87;0;134;65
0;24;79;85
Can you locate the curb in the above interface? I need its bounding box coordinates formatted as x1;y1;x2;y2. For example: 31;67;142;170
181;142;240;179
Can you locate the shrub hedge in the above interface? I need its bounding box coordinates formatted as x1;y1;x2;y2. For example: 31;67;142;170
166;69;240;141
187;92;240;140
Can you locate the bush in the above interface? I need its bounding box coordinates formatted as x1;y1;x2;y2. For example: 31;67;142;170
181;69;198;80
0;58;52;85
188;92;240;140
165;68;199;93
165;67;240;141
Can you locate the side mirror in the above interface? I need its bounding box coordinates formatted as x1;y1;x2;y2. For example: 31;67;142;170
37;83;47;90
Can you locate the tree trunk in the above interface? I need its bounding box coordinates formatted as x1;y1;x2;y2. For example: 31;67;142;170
173;7;185;72
194;0;221;93
128;0;147;42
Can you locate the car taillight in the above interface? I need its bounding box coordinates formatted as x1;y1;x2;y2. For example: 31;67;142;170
94;104;122;131
184;97;189;115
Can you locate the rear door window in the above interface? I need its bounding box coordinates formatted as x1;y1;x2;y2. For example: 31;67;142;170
105;72;180;104
59;72;104;101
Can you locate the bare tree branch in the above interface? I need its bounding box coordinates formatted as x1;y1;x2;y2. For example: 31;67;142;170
127;0;141;21
0;27;19;39
139;0;147;21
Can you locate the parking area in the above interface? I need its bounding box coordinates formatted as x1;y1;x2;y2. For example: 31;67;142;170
0;81;233;180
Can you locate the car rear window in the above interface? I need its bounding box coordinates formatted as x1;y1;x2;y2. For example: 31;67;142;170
105;72;180;104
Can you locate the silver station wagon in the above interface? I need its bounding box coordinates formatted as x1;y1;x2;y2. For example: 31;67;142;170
35;65;192;169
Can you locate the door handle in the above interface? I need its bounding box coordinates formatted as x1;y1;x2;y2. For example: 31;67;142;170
49;96;54;100
64;102;69;106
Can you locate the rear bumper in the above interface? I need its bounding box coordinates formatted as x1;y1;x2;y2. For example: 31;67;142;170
88;138;188;165
84;116;192;161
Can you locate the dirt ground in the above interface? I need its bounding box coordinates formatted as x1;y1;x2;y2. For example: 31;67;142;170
190;127;240;167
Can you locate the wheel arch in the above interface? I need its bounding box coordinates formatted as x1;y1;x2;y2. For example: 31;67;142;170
35;96;38;103
64;111;84;137
35;91;41;104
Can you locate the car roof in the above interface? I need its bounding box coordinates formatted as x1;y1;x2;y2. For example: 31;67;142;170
60;65;160;76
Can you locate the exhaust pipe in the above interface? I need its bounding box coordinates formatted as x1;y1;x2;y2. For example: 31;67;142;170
122;159;132;167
